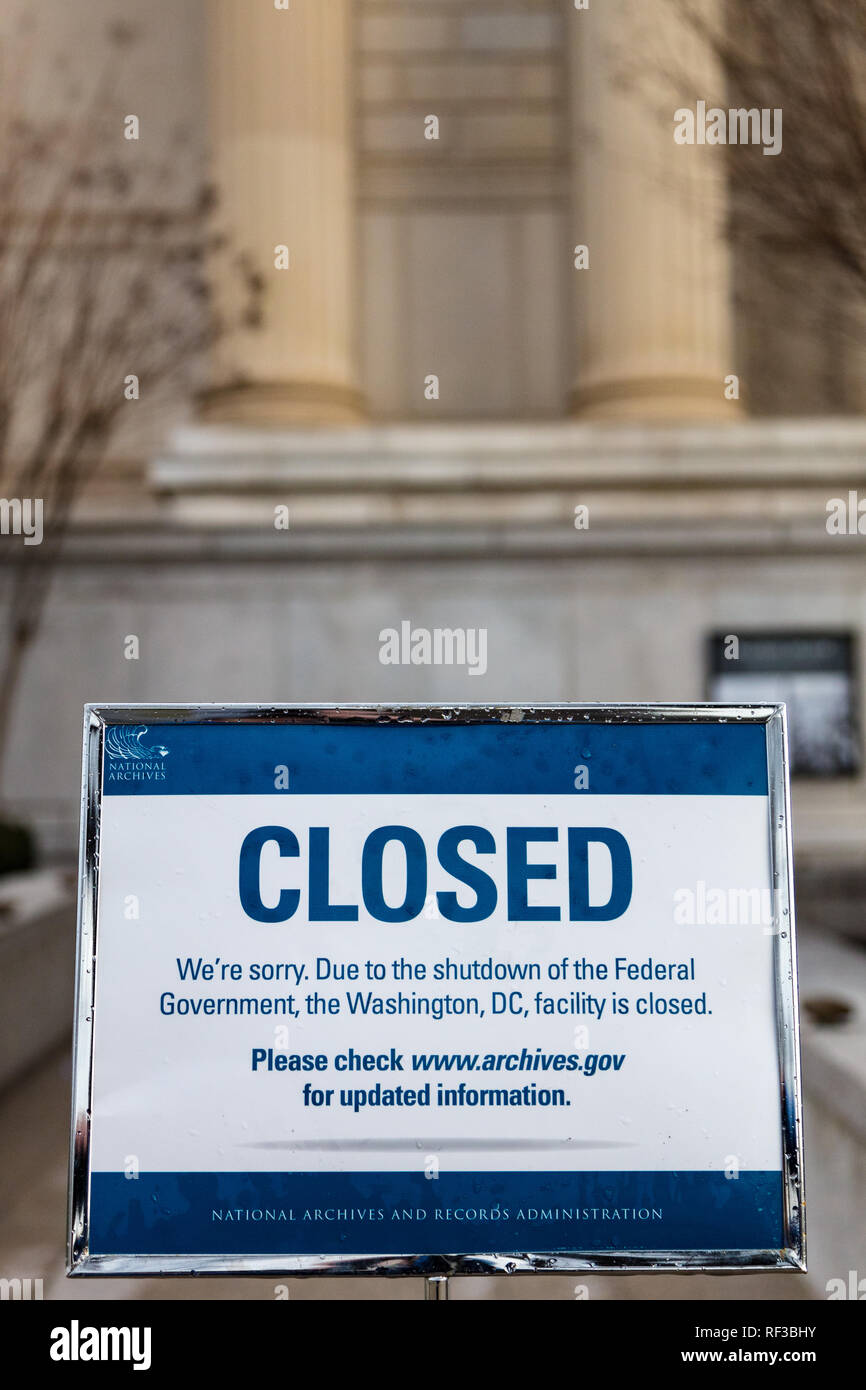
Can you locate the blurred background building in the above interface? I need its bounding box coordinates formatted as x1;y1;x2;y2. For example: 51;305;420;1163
0;0;864;1301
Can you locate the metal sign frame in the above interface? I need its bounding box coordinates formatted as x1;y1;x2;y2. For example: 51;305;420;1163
68;702;805;1277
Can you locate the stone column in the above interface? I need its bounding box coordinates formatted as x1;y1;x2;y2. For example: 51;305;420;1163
204;0;363;426
568;0;737;421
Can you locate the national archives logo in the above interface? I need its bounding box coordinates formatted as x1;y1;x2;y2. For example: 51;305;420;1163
105;726;170;784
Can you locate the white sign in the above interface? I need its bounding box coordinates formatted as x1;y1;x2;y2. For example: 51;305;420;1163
68;705;804;1275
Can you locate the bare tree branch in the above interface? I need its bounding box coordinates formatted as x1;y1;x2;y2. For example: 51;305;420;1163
0;20;260;802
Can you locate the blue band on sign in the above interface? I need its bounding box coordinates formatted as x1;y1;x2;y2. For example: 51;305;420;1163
89;1169;783;1257
102;722;769;797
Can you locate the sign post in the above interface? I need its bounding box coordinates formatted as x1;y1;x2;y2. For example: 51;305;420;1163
68;704;805;1280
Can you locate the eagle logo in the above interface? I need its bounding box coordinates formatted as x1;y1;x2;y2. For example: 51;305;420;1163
105;726;170;761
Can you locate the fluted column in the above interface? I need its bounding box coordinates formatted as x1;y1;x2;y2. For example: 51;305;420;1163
204;0;363;426
568;0;738;421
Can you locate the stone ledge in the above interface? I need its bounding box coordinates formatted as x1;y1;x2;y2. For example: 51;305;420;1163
798;929;866;1147
0;870;76;1094
4;519;866;566
143;418;866;548
152;418;866;493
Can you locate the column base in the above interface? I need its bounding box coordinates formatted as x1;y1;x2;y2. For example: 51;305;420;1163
570;375;743;424
199;382;366;428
